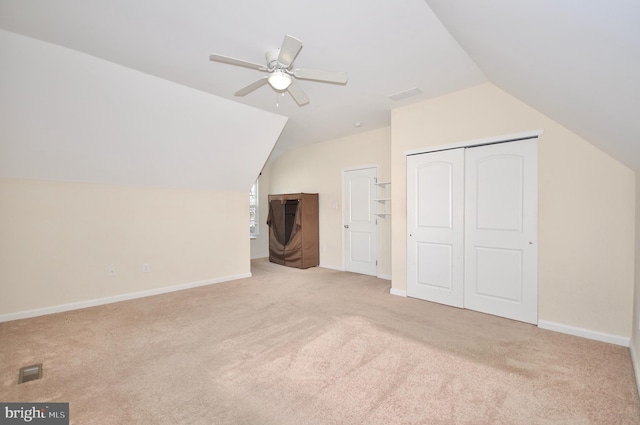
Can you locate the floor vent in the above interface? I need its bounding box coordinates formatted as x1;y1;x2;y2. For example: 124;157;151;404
18;364;42;384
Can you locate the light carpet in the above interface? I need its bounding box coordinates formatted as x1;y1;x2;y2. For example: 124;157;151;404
1;259;639;424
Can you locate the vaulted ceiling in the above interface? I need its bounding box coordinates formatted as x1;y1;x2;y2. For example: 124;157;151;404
1;0;639;176
426;0;640;170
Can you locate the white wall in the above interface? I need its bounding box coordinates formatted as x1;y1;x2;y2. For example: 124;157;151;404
268;127;391;277
392;83;635;340
0;179;249;318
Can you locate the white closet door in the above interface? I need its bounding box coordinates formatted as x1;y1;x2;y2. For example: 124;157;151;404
464;139;538;324
407;149;464;307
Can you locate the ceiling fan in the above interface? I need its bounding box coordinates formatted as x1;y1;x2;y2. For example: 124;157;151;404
209;35;348;106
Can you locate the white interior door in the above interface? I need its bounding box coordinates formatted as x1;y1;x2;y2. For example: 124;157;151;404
344;167;378;276
407;150;464;307
464;139;538;324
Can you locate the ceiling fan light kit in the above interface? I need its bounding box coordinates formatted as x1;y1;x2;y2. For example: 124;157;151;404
209;35;348;106
268;71;292;91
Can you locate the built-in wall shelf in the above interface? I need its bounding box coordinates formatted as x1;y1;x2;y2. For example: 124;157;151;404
374;180;391;217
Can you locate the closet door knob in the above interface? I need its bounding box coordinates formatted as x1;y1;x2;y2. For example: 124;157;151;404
344;225;349;229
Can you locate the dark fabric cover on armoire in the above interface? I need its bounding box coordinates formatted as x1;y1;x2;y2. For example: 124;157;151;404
267;193;319;269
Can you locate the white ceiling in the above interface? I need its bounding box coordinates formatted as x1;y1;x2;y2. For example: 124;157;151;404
425;0;640;171
0;0;638;170
0;29;287;191
0;0;485;159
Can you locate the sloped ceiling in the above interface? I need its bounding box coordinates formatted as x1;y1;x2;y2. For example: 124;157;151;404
0;30;287;191
0;0;485;162
425;0;640;170
0;0;638;186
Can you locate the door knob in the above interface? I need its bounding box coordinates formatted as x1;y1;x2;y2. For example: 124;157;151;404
344;225;349;229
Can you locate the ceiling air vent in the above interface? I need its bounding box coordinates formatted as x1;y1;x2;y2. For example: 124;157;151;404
388;87;423;101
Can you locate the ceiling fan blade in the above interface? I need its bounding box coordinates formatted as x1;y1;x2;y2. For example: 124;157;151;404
287;80;310;106
209;54;266;71
235;77;269;97
293;68;348;84
277;35;303;68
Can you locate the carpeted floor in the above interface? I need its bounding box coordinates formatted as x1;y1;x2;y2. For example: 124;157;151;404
1;259;639;424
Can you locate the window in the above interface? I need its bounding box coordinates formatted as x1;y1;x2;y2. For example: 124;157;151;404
249;181;258;238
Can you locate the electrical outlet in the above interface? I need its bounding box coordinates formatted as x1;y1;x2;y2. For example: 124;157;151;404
143;263;150;273
108;267;116;276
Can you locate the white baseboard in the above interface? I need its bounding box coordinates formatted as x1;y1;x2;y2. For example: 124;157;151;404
319;263;344;272
390;288;407;297
0;273;252;323
377;273;392;281
537;320;630;347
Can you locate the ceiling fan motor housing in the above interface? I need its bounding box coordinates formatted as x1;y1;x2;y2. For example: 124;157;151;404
265;49;285;70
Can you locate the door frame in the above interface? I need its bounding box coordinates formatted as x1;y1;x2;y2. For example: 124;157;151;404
342;165;379;276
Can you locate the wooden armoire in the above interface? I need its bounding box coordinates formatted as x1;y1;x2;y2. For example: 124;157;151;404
266;193;319;269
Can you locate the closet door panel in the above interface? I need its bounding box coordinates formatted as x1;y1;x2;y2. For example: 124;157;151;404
407;149;464;307
464;139;538;324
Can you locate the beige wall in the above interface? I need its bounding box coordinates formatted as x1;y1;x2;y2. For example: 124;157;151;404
268;127;391;277
633;174;640;373
392;83;635;338
0;179;250;317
